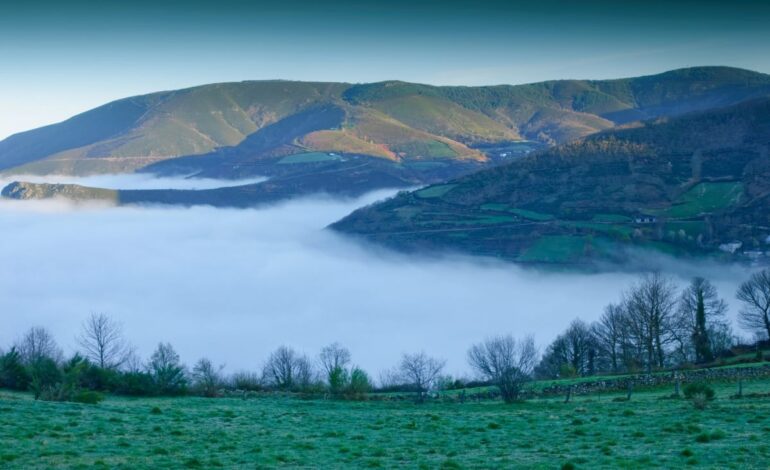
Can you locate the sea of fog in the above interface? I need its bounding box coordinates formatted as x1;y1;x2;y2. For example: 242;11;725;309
0;174;756;378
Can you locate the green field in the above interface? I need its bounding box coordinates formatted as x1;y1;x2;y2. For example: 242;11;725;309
479;204;555;222
416;184;457;199
592;214;632;223
659;182;744;218
2;379;770;469
508;208;555;222
518;235;587;263
277;152;342;164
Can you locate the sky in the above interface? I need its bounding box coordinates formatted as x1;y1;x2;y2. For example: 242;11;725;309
0;177;755;375
1;0;769;139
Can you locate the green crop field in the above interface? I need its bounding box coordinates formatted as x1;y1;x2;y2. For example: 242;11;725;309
2;379;770;469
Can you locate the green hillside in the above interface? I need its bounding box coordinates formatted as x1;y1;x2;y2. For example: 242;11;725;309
331;98;770;266
1;67;769;177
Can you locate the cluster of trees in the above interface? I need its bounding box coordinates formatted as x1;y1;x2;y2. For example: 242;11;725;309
0;313;536;405
2;269;769;404
536;270;770;379
0;315;377;401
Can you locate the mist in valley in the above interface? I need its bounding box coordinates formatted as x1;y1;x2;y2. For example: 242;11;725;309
0;175;756;378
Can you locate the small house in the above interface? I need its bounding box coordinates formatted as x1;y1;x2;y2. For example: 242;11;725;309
634;215;657;224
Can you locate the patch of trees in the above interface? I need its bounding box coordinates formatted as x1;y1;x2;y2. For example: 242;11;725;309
1;270;769;404
536;270;769;379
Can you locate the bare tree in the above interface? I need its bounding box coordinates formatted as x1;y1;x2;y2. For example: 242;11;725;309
592;303;628;373
77;313;130;369
562;319;598;376
536;319;597;378
121;346;143;373
191;358;224;397
676;277;728;363
377;367;403;389
399;352;445;402
319;342;351;394
15;327;62;365
263;346;315;391
319;342;351;376
468;335;537;403
624;272;678;372
737;269;770;340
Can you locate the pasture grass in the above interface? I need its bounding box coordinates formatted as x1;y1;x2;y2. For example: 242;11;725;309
1;380;770;468
416;184;457;198
518;235;587;263
659;182;743;218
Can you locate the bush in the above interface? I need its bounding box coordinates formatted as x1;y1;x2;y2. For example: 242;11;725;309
113;371;156;396
346;368;372;400
683;383;715;400
684;383;715;409
230;371;263;392
29;357;62;400
328;366;349;396
73;390;104;404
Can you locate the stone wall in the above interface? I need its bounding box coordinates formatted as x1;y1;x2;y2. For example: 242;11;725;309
538;365;770;397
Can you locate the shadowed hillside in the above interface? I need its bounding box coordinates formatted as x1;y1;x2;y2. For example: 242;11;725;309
331;98;770;266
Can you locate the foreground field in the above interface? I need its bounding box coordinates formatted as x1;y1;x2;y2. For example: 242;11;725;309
1;381;770;469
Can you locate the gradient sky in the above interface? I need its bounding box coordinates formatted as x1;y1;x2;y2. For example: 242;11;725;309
1;0;769;139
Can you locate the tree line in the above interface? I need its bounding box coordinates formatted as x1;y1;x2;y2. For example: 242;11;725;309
1;269;769;404
536;271;770;379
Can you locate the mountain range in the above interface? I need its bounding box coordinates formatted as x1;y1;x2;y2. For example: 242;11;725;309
2;66;769;183
3;66;770;265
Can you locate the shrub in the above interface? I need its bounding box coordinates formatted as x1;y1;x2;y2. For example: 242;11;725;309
114;371;156;396
346;368;372;400
72;390;104;404
328;366;349;396
684;383;715;409
29;357;62;400
230;371;263;392
683;383;715;400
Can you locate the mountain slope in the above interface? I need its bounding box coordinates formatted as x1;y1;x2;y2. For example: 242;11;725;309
2;67;769;178
331;98;770;266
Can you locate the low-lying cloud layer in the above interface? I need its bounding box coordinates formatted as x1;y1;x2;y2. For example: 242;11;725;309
5;173;267;190
0;176;756;377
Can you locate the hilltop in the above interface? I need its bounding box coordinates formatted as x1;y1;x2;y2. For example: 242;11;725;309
331;98;770;266
1;66;768;182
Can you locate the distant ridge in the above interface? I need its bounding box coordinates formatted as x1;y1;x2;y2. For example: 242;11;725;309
1;66;769;179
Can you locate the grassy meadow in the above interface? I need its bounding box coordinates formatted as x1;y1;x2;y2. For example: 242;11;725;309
2;379;770;469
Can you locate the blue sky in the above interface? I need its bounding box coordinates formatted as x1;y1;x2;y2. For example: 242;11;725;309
1;0;769;139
